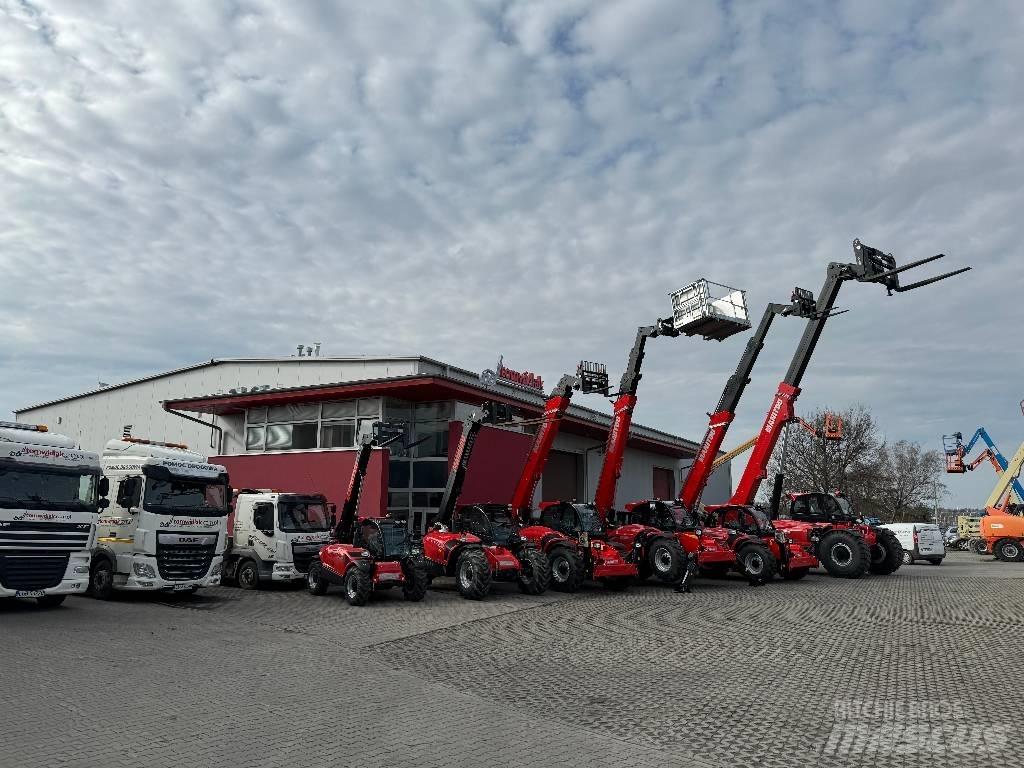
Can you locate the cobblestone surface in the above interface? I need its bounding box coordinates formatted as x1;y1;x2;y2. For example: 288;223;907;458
1;552;1021;768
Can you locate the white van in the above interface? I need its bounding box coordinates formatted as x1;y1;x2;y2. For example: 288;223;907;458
878;523;945;565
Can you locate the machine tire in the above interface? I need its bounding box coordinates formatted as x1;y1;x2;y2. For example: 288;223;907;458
993;538;1024;562
548;546;586;593
782;567;810;581
455;549;491;600
88;558;115;600
818;530;869;579
236;560;261;590
402;558;429;602
869;528;904;575
306;561;329;596
602;576;632;591
970;538;989;555
516;548;551;595
647;538;686;585
344;567;372;606
737;542;776;585
36;595;66;608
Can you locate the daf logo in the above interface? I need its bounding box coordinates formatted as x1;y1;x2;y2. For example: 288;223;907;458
178;537;201;544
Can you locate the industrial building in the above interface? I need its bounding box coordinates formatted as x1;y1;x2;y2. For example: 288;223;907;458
15;355;731;533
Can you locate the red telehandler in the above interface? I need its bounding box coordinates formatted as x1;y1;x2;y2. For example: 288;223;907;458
713;239;970;578
308;423;429;606
622;291;822;584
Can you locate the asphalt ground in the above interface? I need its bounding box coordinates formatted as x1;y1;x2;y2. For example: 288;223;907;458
2;550;1021;768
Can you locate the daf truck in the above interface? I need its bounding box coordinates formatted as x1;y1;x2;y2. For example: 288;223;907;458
0;421;105;607
223;491;333;588
90;436;230;597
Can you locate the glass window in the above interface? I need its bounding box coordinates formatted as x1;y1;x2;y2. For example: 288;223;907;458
389;460;410;488
321;421;355;448
415;401;451;422
384;398;413;422
265;424;292;451
412;491;444;508
247;407;268;423
246;426;265;451
414;425;449;458
291;423;318;450
322;401;357;419
388;492;411;508
267;403;319;423
358;398;381;417
413;460;448;488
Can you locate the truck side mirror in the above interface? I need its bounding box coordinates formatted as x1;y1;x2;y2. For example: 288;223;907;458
253;502;275;533
98;498;110;510
98;477;109;498
327;504;337;528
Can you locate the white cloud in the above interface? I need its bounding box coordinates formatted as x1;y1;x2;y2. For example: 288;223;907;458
0;0;1019;505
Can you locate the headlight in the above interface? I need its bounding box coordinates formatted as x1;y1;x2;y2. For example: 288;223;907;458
74;565;90;574
694;529;703;537
410;546;422;555
133;562;157;579
520;535;528;542
274;563;292;571
211;562;223;577
360;550;371;557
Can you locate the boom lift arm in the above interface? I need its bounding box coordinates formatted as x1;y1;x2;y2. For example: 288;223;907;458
984;440;1024;512
678;291;819;512
435;415;486;527
730;239;971;506
943;428;1024;503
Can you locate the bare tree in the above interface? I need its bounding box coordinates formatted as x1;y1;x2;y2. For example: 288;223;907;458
872;440;947;522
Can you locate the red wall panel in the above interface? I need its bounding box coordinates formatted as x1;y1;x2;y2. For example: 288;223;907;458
448;422;535;505
214;450;388;518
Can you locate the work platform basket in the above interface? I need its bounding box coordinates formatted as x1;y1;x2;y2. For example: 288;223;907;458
669;280;751;341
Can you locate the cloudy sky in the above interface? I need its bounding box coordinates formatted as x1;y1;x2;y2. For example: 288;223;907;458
1;0;1019;505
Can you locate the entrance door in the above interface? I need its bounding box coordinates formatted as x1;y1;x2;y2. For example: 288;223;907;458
653;467;675;500
543;451;583;502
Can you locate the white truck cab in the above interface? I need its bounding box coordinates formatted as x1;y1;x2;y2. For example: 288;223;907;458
0;421;105;607
224;491;333;588
91;437;230;597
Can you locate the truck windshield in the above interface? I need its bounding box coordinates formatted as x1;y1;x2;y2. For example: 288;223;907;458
278;500;330;532
835;496;856;519
0;466;98;512
144;478;228;515
577;506;605;535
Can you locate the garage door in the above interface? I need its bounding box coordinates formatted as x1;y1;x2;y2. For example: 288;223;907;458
653;467;675;500
543;450;583;502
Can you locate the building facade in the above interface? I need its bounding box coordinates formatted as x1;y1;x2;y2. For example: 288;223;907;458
15;356;732;532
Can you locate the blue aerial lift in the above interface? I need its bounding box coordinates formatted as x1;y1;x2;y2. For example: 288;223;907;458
943;424;1024;504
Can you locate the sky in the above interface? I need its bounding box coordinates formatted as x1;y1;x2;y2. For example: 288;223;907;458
1;0;1020;506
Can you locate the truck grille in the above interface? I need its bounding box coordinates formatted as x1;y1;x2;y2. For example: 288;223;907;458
0;521;92;552
291;543;322;574
156;543;216;582
0;553;70;590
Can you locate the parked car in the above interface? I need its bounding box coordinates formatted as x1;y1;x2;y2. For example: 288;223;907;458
878;523;945;565
942;526;960;548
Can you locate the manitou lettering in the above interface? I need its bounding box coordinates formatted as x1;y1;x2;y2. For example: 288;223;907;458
764;398;785;434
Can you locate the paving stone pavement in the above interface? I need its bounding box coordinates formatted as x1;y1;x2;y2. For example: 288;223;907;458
1;552;1021;768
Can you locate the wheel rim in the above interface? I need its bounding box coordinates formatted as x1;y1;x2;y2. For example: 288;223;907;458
830;542;853;566
346;574;358;599
745;553;764;575
307;568;318;590
93;566;111;591
654;546;673;573
459;558;477;589
1002;543;1020;560
552;557;570;583
239;566;256;588
871;544;885;564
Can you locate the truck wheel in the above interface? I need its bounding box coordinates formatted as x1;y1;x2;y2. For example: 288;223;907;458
969;538;989;555
516;548;551;595
647;538;686;584
344;567;372;606
548;546;585;593
455;549;491;600
993;538;1023;562
602;576;632;591
819;531;869;578
869;528;904;575
236;560;260;590
737;542;776;585
306;562;329;596
402;558;429;602
36;595;66;608
782;567;810;581
901;550;913;566
89;558;115;600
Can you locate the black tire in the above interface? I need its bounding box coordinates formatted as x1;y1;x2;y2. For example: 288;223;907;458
782;567;810;581
36;595;66;608
970;538;989;555
737;542;776;585
869;528;904;575
89;558;115;600
402;558;429;602
344;566;372;606
927;557;944;565
818;530;869;579
236;560;261;590
993;538;1024;562
306;561;329;596
647;538;686;585
548;546;586;593
901;549;914;566
455;549;491;600
602;576;632;591
516;548;551;595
